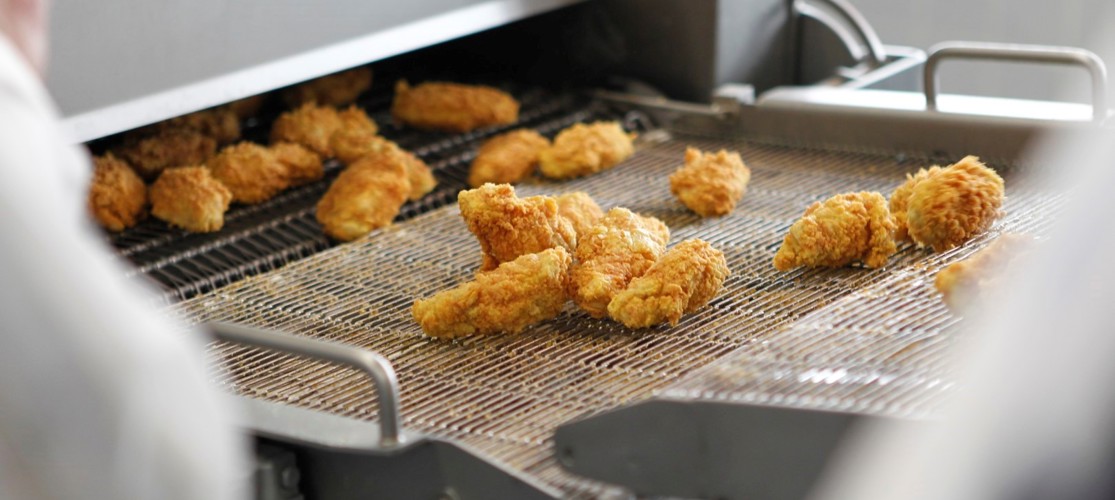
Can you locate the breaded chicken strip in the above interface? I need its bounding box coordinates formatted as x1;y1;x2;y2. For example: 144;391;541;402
906;156;1005;252
608;239;730;328
87;153;147;232
412;247;572;338
889;166;943;241
226;95;268;119
555;191;604;238
569;207;670;318
270;103;342;157
392;80;519;133
539;121;636;180
316;150;411;241
149;166;232;233
935;233;1033;311
140;107;241;145
467;129;550;187
282;67;373;107
270;142;324;187
206;142;289;204
773;191;897;270
458;183;576;271
670;147;751;216
329;131;436;200
115;130;217;180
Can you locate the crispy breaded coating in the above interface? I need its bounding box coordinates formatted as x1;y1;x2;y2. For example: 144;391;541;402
206;142;289;204
539;121;636;180
270;142;324;187
270;103;342;157
889;166;943;241
773;191;897;270
906;156;1005;252
608;239;729;328
392;80;519;133
226;95;267;119
87;153;147;232
338;105;378;136
115;130;217;180
144;107;241;144
458;183;577;271
467;128;550;187
669;147;751;216
315;150;411;242
935;233;1033;311
149;166;232;233
282;67;372;107
329;130;435;200
555;191;604;238
569;207;671;318
412;247;572;338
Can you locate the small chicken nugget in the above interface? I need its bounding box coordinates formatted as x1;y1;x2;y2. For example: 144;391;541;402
539;121;636;179
569;207;670;318
468;129;550;187
282;67;373;107
670;147;751;216
608;239;730;328
271;142;324;187
907;156;1005;252
316;150;411;242
458;183;576;271
87;153;147;232
270;103;342;157
555;191;604;238
115;130;217;181
149;166;232;233
889;166;943;241
206;142;289;204
412;247;572;338
935;233;1033;311
392;80;519;133
773;191;897;270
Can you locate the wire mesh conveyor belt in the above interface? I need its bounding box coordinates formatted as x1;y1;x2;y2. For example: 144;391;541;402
175;129;1063;497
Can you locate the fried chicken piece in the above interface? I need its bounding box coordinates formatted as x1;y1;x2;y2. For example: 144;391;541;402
539;121;636;180
568;207;671;318
282;67;373;107
270;142;324;187
315;150;411;241
608;239;730;328
935;233;1033;311
773;191;897;270
270;103;342;157
458;183;577;271
115;130;218;180
669;147;751;216
412;247;572;338
142;107;241;145
206;142;289;204
906;156;1005;252
329;130;435;200
87;153;147;232
555;191;604;238
338;105;378;136
149;166;232;233
226;95;268;119
889;166;943;241
391;80;519;133
467;128;550;187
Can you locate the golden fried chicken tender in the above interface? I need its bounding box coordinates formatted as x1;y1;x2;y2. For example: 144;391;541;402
773;191;897;270
206;142;289;204
458;183;577;271
115;130;218;180
391;80;519;133
412;247;572;338
539;121;636;179
315;150;411;241
608;239;730;328
329;130;436;200
282;67;373;107
270;142;324;187
555;191;604;238
935;233;1033;311
87;153;147;232
149;166;232;233
144;107;241;145
669;147;751;216
226;95;268;119
338;105;378;136
467;128;550;187
889;166;943;241
568;207;671;318
270;103;342;157
906;156;1005;252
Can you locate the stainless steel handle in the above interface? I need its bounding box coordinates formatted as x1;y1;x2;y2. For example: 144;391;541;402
208;322;404;447
797;0;887;67
924;41;1108;122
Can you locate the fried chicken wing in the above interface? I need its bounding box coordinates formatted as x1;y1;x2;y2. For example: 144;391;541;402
115;130;217;180
412;247;572;338
669;147;751;216
87;153;147;232
270;142;324;187
282;67;372;107
539;121;636;180
568;207;670;318
773;191;897;270
467;128;550;187
329;130;436;200
391;80;519;133
149;166;232;233
270;103;342;157
889;166;942;241
906;156;1005;252
608;239;729;328
935;233;1033;311
458;183;576;271
206;142;289;204
315;150;411;241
